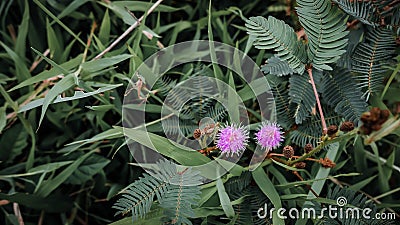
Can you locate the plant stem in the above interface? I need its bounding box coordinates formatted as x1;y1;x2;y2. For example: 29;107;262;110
288;129;358;165
93;0;164;60
307;68;327;134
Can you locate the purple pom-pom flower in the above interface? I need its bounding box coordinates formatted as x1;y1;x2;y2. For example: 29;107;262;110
216;123;249;156
255;121;283;150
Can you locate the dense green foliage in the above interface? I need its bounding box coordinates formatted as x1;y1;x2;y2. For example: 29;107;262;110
0;0;399;225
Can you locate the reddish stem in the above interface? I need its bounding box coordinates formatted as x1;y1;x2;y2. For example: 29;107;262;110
307;68;327;135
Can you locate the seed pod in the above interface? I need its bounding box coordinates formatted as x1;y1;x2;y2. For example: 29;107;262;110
193;129;201;139
378;109;390;125
282;145;294;159
319;157;336;168
327;125;338;137
304;143;313;153
360;108;391;134
295;162;306;169
340;121;354;132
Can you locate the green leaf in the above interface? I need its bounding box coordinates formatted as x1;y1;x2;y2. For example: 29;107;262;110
252;166;284;225
0;106;6;133
297;0;349;70
67;126;124;146
35;150;95;197
123;128;211;166
261;56;295;76
110;207;164;225
309;143;339;196
81;54;132;73
101;1;190;26
194;206;225;217
296;143;339;225
65;154;110;185
216;178;235;218
0;41;31;82
33;0;86;46
351;27;396;99
289;73;316;124
349;175;377;191
8;54;82;92
227;72;240;123
214;158;245;177
19;84;122;113
38;74;76;128
245;16;306;74
322;68;367;123
15;0;29;59
46;18;63;63
56;0;92;21
0;123;28;163
99;9;111;44
28;161;74;173
370;142;390;192
333;0;380;26
0;192;73;213
198;186;218;207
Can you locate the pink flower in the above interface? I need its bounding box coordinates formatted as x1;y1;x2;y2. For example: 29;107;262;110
216;123;249;156
255;121;283;149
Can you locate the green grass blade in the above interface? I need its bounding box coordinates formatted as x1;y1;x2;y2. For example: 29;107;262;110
0;41;31;82
33;0;86;47
38;74;76;128
99;9;111;44
216;178;235;218
35;150;95;197
15;0;29;59
9;53;82;92
252;166;284;225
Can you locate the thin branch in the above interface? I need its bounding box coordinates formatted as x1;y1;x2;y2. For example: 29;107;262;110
29;49;50;72
93;0;164;60
307;67;327;134
13;203;24;225
288;129;358;165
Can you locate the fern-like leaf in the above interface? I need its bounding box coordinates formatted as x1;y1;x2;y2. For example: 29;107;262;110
336;29;364;70
225;171;252;194
157;164;201;225
351;27;396;99
202;102;227;122
261;56;296;76
291;107;342;146
289;74;316;124
113;160;202;224
229;187;253;225
153;76;177;96
161;116;197;137
385;6;400;35
297;0;349;70
333;0;380;26
322;68;367;124
249;186;273;225
245;16;307;74
160;184;201;225
112;173;168;220
266;75;295;129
